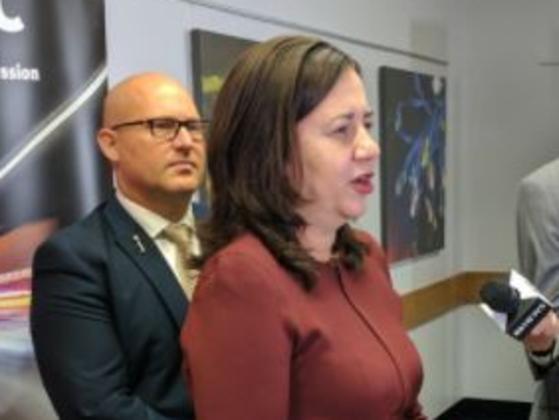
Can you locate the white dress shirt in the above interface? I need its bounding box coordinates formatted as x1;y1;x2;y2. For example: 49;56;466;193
116;191;200;297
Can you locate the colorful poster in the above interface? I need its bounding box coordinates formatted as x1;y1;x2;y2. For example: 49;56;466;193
379;66;446;263
190;29;255;119
190;29;255;217
0;1;109;418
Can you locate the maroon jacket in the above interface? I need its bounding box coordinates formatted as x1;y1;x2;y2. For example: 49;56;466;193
182;232;426;420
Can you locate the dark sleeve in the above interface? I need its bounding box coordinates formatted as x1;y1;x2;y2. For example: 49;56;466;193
31;235;174;420
181;253;291;420
526;345;559;380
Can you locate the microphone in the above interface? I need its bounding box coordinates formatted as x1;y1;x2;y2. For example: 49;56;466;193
480;279;553;340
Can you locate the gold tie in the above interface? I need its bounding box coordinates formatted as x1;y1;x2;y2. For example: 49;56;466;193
163;224;196;299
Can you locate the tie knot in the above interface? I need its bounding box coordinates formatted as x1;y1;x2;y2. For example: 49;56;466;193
163;223;191;247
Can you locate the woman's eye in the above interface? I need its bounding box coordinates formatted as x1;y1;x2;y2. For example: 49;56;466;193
333;125;350;136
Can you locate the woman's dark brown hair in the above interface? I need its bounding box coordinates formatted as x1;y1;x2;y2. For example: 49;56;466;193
197;35;369;290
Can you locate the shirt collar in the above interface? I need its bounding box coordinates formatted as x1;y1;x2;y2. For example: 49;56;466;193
116;190;195;239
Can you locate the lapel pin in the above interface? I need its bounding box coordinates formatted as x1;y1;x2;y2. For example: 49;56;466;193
132;234;146;254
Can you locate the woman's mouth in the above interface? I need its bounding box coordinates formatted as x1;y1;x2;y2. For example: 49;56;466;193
351;173;373;194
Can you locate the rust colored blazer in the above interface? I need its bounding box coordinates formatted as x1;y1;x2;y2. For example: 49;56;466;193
182;232;425;420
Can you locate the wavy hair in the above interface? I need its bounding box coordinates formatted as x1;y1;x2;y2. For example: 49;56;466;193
196;35;369;290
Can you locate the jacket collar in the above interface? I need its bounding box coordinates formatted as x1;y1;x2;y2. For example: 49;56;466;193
102;195;188;328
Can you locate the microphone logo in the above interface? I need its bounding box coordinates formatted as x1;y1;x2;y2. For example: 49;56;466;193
480;279;552;340
510;301;549;338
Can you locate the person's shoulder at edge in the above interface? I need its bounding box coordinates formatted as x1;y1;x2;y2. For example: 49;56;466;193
517;163;559;219
520;158;559;192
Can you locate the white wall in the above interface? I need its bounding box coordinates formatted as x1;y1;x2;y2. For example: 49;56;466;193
105;0;194;85
451;0;559;271
446;0;559;406
103;0;559;416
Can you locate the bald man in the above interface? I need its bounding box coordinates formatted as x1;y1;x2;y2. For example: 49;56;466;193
31;73;206;420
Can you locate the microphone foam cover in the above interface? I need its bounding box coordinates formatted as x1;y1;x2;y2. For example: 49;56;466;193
480;281;520;314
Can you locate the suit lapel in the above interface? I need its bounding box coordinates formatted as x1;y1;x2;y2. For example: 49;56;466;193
102;196;188;329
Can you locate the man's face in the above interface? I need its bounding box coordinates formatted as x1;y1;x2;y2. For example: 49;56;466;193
99;78;206;213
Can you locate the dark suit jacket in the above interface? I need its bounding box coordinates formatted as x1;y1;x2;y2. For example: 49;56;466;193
31;195;193;420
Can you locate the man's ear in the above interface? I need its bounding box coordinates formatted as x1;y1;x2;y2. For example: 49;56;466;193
97;128;119;163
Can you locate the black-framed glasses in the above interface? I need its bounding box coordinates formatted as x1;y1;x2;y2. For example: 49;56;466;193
111;118;210;141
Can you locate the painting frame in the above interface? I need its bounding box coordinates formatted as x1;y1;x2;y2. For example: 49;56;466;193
189;29;255;218
379;66;447;264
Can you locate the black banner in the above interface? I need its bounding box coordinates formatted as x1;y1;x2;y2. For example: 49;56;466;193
0;1;108;418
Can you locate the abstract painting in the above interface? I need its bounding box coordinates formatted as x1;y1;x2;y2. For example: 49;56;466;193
379;66;446;263
190;29;255;218
190;29;255;119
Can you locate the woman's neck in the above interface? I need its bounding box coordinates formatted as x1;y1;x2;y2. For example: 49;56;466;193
297;223;337;262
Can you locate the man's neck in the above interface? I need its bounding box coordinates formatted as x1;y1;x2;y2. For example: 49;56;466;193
117;188;191;223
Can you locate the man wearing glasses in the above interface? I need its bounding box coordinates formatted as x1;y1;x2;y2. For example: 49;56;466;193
31;73;207;419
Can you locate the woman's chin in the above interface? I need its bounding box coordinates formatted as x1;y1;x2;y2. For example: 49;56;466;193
341;203;367;221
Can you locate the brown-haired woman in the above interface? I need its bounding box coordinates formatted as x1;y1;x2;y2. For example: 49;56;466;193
181;35;426;420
